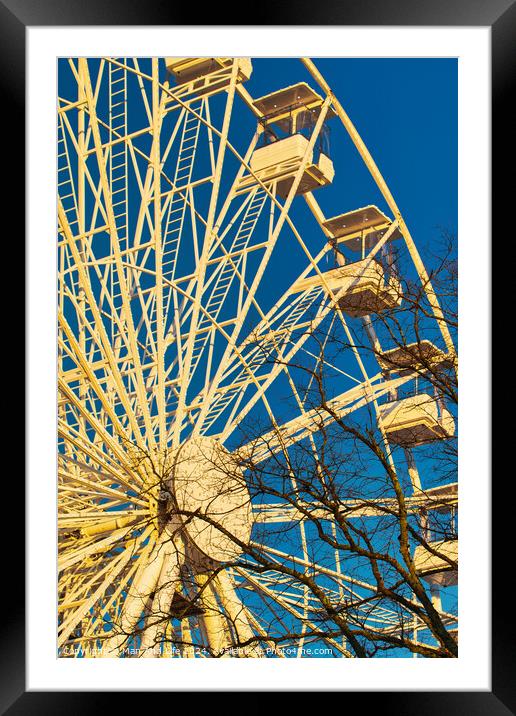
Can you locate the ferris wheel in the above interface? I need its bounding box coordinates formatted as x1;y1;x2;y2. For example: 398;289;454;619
57;56;458;658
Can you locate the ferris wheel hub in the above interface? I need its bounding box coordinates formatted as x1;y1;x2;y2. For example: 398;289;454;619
171;437;253;563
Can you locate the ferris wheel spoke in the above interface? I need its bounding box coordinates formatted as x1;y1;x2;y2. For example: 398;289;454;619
78;58;159;448
58;474;145;514
176;144;265;381
171;63;242;451
60;559;134;650
192;100;332;436
154;134;263;410
58;420;123;476
98;98;208;427
101;530;171;656
58;508;149;533
118;263;248;430
249;541;380;598
219;227;403;443
58;364;133;463
139;536;185;657
57;425;139;494
191;289;326;439
57;111;81;233
165;131;261;329
76;559;142;651
58;524;153;647
194;248;333;438
58;523;141;573
245;570;401;640
149;58;168;445
213;301;330;442
59;107;112;233
236;568;351;657
248;542;425;626
193;572;233;657
236;371;415;464
58;456;148;510
212;570;263;657
59;206;152;449
253;485;458;523
58;381;138;475
160;102;204;292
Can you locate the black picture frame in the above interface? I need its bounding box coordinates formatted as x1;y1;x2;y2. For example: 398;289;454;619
9;0;507;710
